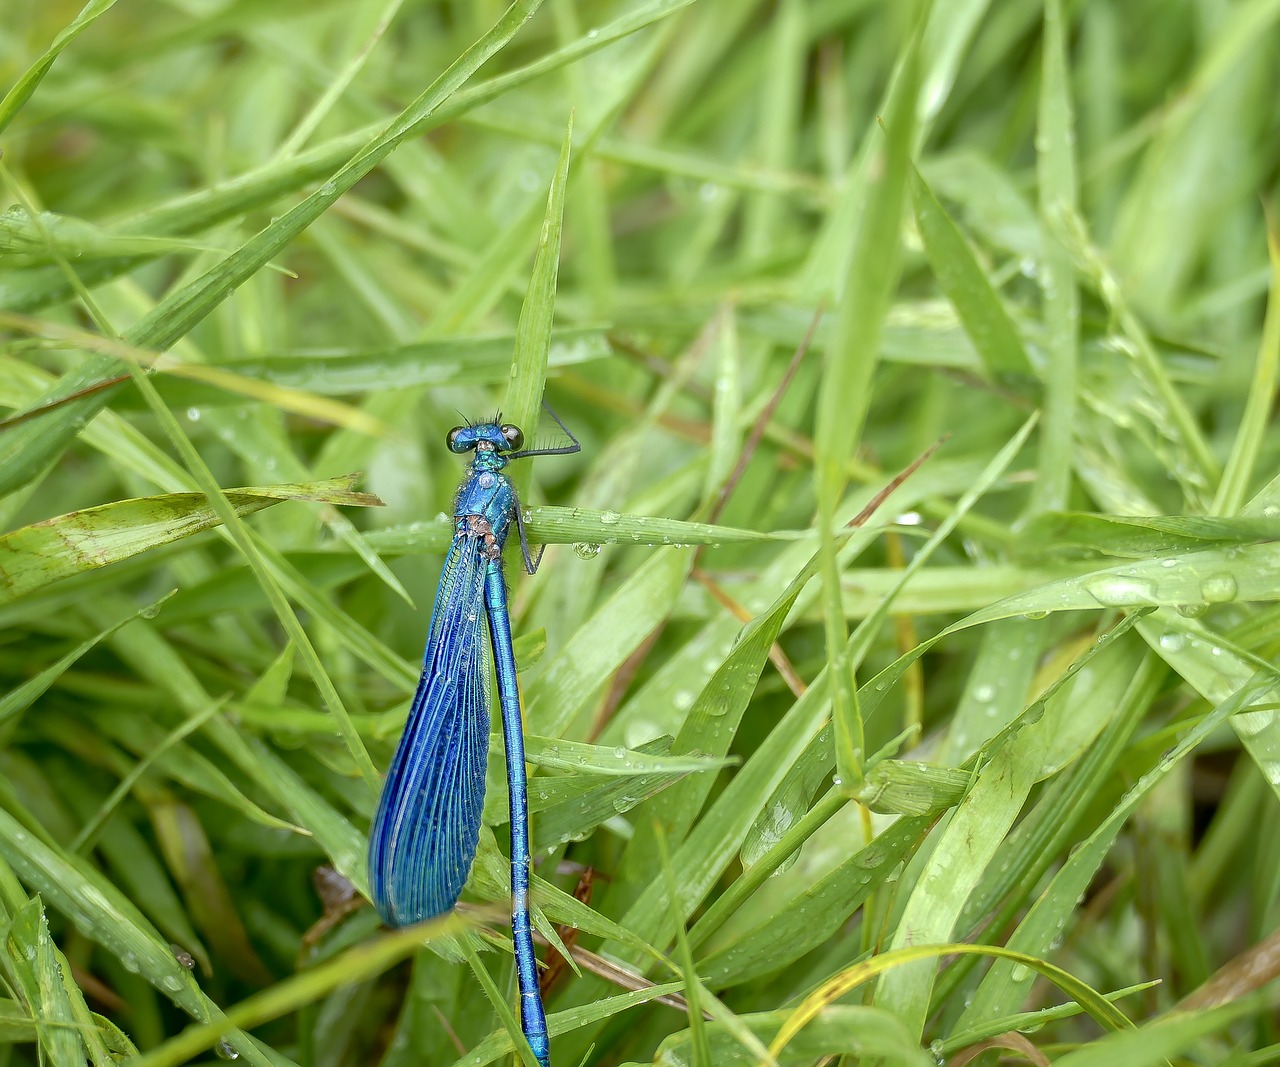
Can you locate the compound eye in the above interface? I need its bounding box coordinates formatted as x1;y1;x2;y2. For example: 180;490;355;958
500;424;524;451
446;427;471;453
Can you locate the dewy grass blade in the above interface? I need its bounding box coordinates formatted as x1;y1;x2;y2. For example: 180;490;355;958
910;165;1035;384
817;15;925;793
0;478;378;605
0;592;173;726
1212;219;1280;514
1031;0;1080;514
505;112;574;495
6;898;97;1067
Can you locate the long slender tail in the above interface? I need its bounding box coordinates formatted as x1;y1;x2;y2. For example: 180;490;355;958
486;563;551;1065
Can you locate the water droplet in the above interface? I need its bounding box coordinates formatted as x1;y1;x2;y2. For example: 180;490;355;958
1158;632;1185;652
1175;602;1208;618
185;407;201;421
216;1039;240;1060
1022;609;1050;620
599;510;619;525
1086;576;1158;607
973;684;995;702
573;542;602;560
1199;575;1237;603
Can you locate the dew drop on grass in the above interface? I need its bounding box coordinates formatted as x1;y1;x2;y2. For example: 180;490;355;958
1199;574;1237;603
1158;632;1185;652
216;1039;240;1060
599;510;619;525
1086;576;1158;607
573;542;602;560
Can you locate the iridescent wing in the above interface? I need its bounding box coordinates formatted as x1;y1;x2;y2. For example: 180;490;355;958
368;533;492;926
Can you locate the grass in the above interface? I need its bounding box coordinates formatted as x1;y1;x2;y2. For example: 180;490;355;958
1;0;1279;1064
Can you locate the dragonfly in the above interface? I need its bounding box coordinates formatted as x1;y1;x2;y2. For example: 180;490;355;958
368;407;580;1067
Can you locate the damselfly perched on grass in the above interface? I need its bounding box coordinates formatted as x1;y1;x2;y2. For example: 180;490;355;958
368;408;579;1067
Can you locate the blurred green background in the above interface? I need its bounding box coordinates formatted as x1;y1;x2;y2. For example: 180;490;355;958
1;1;1278;1065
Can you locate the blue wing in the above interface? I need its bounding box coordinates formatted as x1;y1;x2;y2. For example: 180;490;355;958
368;532;492;927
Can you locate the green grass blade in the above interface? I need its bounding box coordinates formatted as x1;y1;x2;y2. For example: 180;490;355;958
911;164;1034;383
0;0;121;135
1212;221;1280;514
505;110;573;499
0;478;376;605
